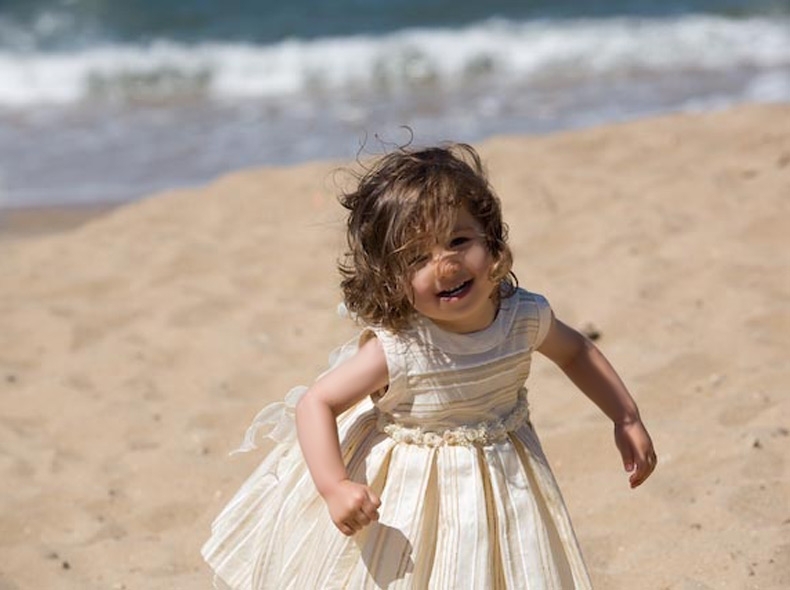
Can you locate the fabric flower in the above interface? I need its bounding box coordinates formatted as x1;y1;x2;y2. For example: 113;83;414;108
377;389;531;447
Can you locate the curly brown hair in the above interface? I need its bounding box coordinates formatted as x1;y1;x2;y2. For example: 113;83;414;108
338;143;516;332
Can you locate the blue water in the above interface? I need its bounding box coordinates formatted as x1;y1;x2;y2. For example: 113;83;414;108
3;0;788;48
0;0;788;207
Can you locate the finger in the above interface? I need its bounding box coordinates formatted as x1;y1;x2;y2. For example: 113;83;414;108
338;521;356;536
358;490;380;521
629;454;656;488
366;489;382;509
361;504;379;522
629;465;648;488
629;458;645;485
361;494;381;521
622;447;635;473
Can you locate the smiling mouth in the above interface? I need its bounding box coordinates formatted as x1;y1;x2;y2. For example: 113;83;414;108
438;279;473;299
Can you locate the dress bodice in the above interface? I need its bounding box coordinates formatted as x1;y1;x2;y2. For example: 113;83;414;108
365;289;552;434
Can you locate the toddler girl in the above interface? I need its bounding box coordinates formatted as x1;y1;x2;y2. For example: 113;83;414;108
202;144;657;589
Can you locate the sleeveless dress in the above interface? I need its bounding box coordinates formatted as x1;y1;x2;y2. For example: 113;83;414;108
202;288;592;589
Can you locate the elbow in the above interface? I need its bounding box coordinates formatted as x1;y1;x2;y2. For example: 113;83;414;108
295;386;339;421
295;389;319;425
295;393;307;416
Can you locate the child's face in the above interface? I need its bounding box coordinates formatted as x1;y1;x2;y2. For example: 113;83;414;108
409;207;498;333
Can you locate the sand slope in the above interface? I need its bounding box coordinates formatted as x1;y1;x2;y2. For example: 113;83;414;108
0;104;788;589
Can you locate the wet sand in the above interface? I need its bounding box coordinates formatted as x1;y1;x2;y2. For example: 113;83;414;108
0;203;119;239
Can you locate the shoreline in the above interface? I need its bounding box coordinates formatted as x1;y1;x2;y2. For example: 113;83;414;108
0;201;121;239
2;100;787;242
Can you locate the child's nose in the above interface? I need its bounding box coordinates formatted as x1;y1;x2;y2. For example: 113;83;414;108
435;253;461;279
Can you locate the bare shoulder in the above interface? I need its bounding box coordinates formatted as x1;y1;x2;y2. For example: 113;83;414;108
307;333;389;413
329;334;388;384
355;333;388;370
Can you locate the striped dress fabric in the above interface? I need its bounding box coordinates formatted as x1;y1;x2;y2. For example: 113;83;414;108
202;288;592;589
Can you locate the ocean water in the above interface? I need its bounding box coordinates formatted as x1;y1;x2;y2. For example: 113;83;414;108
1;0;789;207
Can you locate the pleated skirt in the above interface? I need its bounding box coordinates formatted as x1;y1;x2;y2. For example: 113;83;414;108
202;400;592;589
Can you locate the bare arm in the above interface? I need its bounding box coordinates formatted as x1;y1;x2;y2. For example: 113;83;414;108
295;336;389;534
537;312;657;488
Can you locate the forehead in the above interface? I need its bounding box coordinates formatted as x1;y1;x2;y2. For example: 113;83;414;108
453;207;482;231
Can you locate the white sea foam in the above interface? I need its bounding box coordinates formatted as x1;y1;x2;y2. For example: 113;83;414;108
744;70;790;102
0;15;788;107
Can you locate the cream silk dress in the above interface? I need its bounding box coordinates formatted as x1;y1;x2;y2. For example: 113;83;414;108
202;288;592;589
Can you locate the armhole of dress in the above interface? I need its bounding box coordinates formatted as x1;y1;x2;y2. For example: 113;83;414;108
358;328;392;404
532;293;553;349
358;328;403;405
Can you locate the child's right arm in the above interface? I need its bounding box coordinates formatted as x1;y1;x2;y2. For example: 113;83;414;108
295;336;389;536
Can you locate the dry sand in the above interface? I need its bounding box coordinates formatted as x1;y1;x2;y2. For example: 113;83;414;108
0;104;788;589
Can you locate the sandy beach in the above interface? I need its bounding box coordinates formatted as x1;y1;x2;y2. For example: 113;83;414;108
0;103;788;589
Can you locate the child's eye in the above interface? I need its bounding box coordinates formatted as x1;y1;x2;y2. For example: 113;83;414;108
449;236;471;248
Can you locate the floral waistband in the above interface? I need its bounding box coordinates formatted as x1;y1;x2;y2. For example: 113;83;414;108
376;389;530;447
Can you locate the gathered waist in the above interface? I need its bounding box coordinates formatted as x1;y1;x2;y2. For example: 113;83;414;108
376;389;530;447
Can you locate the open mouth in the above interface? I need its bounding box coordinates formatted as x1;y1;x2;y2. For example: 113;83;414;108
438;279;473;299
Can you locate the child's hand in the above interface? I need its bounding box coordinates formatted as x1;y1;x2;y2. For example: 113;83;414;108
614;419;657;489
323;479;381;536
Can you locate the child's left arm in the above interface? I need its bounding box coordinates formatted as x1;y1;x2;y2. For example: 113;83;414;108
537;311;657;488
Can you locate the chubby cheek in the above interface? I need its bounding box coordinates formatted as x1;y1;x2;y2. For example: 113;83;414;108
467;244;495;278
409;266;435;301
